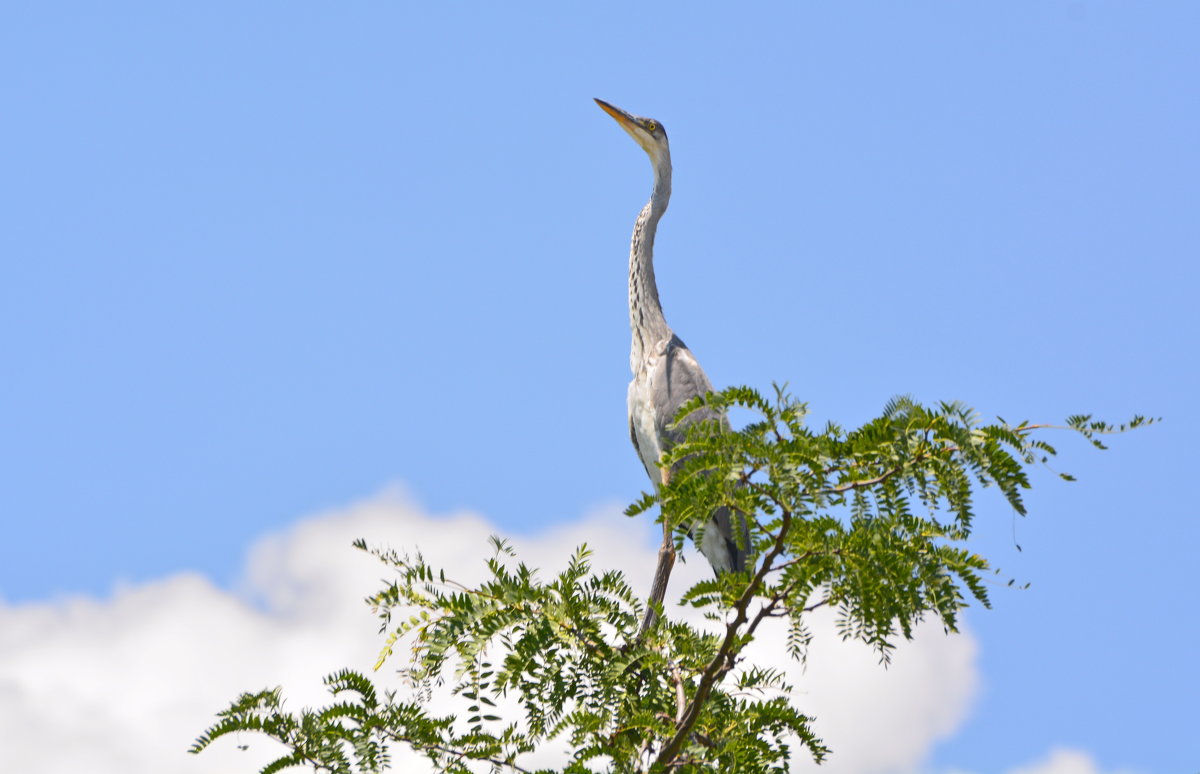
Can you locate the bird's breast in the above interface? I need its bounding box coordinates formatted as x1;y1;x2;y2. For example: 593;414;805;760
628;362;666;485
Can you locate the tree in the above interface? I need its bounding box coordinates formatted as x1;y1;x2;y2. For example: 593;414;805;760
192;386;1150;773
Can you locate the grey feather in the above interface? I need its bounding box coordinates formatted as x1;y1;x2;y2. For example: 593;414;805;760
602;99;750;576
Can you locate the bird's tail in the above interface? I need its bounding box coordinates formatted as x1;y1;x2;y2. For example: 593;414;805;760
700;504;752;577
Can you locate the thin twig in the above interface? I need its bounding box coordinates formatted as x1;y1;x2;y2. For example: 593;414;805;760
382;732;532;773
668;660;686;724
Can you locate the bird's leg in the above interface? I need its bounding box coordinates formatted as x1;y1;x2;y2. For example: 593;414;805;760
640;516;676;634
637;467;677;639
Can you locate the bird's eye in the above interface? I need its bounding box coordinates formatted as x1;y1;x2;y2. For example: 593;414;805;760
645;120;657;132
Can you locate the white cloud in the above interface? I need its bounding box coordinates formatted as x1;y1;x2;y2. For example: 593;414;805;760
779;608;977;773
0;487;982;773
1003;748;1140;774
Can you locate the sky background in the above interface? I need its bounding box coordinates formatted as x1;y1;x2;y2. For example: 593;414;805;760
1;3;1197;773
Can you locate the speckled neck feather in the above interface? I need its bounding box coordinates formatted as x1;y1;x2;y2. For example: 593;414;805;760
628;153;673;372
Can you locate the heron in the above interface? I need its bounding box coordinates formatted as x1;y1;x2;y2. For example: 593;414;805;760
595;98;750;585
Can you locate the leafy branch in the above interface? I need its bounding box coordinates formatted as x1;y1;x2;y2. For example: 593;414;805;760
193;386;1153;773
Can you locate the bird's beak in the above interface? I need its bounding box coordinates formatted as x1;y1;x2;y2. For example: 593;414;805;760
594;98;641;134
595;98;657;157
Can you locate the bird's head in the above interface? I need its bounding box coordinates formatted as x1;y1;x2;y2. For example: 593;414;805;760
595;98;670;170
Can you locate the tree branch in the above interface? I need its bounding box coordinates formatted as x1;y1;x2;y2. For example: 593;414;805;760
808;421;1056;498
637;467;679;641
653;506;794;769
637;515;677;640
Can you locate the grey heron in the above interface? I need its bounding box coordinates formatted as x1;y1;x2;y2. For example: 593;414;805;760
596;98;750;580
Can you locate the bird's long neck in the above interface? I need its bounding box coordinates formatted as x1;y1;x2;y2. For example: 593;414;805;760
629;157;673;372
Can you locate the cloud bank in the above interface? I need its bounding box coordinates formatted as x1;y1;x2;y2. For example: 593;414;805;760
1;487;1001;773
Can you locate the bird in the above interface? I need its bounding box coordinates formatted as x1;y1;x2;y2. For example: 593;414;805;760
595;98;750;578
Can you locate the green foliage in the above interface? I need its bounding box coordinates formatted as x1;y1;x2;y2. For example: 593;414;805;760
192;387;1151;773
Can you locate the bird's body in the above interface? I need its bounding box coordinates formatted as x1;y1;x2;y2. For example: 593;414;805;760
627;334;703;486
597;98;749;576
627;334;744;572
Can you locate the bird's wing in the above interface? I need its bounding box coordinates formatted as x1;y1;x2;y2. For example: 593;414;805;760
656;335;726;448
657;336;750;574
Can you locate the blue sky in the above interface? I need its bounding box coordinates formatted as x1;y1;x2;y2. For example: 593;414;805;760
1;3;1196;772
